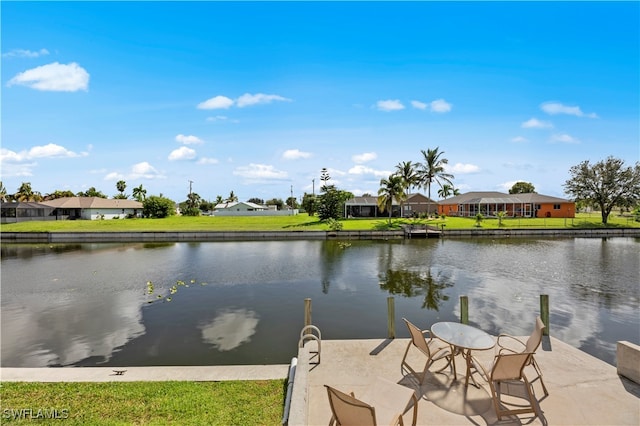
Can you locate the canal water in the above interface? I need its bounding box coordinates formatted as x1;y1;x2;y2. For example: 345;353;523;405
1;237;638;368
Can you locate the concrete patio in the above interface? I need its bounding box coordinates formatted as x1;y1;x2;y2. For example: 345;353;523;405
288;337;640;425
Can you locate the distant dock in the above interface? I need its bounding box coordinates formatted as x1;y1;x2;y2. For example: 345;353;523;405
403;224;442;238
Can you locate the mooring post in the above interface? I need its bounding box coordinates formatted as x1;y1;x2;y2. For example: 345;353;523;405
460;295;469;324
540;294;549;336
304;298;312;327
387;296;395;338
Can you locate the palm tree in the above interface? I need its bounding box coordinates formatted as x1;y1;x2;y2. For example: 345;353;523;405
132;184;147;202
438;184;456;200
116;180;127;196
395;161;420;217
377;175;406;224
417;147;454;214
226;191;238;202
0;181;7;202
15;182;34;201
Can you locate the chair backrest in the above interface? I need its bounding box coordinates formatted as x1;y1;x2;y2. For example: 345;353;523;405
403;318;432;357
325;385;376;426
490;352;532;382
525;316;545;353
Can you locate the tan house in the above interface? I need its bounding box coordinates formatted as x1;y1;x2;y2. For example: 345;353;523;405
437;191;575;218
344;193;437;218
41;197;142;220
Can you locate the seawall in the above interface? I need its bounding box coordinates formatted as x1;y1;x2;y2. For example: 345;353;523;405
1;228;638;243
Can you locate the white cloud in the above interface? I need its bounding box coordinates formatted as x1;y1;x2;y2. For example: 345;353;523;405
168;146;197;161
2;48;49;58
541;102;597;118
206;115;239;123
236;93;291;107
104;162;165;181
550;133;579;144
233;163;288;180
282;149;312;160
1;144;86;163
446;163;480;174
198;93;291;110
352;152;377;164
197;157;219;165
7;62;89;92
347;165;390;177
511;136;528;143
104;171;126;181
175;134;203;145
197;95;234;110
411;100;428;110
376;99;405;111
430;99;452;113
130;162;164;179
521;118;553;129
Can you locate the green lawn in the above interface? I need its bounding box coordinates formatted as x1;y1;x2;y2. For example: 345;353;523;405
0;381;285;425
1;212;637;232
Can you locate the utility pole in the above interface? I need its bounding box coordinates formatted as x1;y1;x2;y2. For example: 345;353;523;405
188;180;193;196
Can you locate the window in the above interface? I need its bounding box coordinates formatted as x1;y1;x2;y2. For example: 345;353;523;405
553;204;561;210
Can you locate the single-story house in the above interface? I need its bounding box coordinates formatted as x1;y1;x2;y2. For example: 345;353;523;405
214;201;268;212
437;191;576;218
344;193;437;218
213;201;298;216
1;197;142;222
1;201;56;223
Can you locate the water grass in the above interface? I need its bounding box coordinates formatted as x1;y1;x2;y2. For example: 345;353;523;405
0;380;285;425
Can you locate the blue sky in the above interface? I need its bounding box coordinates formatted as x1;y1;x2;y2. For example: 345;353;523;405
2;1;638;204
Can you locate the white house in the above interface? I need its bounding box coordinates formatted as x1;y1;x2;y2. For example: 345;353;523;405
213;201;298;217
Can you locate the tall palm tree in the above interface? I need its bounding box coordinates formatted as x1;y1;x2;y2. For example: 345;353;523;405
395;161;420;217
116;180;127;196
417;147;454;214
132;184;147;202
377;175;406;224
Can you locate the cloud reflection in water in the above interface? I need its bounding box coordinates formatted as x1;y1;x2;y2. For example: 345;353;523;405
200;308;259;351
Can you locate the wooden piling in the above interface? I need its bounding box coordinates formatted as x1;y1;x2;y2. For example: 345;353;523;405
387;297;395;338
540;294;549;336
304;298;312;327
460;295;469;324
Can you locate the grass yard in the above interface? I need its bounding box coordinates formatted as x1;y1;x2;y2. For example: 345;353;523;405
0;380;286;425
1;212;638;232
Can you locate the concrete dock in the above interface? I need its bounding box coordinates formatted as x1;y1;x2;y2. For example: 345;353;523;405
2;337;639;425
288;337;640;426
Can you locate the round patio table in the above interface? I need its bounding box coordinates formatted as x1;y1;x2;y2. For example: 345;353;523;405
431;322;495;387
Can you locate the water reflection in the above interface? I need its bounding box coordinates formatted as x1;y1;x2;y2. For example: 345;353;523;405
380;269;452;310
1;290;145;367
200;309;259;351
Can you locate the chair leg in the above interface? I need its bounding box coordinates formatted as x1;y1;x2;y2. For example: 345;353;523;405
531;357;549;397
524;376;542;420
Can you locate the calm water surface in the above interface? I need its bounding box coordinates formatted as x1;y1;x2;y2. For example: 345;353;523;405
1;238;638;367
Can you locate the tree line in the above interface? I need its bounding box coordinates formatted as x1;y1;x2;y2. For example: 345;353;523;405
1;153;638;224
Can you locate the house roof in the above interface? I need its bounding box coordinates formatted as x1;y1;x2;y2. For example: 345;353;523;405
40;197;142;209
214;201;266;210
437;191;572;205
344;196;385;205
0;201;53;209
345;193;435;206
